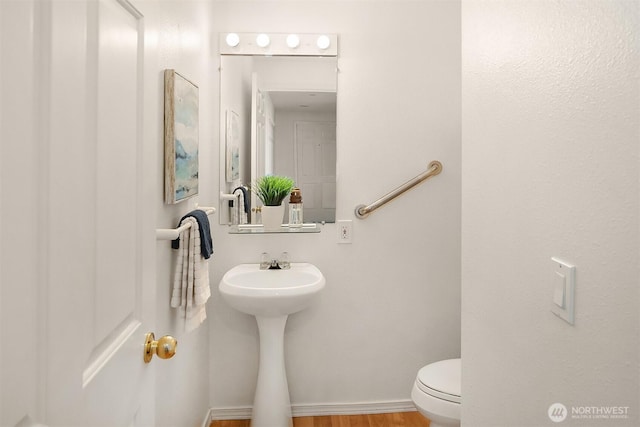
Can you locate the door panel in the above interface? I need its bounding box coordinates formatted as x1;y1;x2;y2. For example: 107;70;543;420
92;0;140;375
295;121;337;222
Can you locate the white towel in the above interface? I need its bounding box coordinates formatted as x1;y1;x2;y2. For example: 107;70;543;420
171;217;211;332
232;188;248;225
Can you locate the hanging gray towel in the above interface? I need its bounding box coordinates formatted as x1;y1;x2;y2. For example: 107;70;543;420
171;209;213;259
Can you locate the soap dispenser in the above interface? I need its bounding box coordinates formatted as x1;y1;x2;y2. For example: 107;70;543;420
288;187;303;228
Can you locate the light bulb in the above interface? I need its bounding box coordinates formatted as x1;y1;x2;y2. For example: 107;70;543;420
316;35;331;50
256;33;270;48
225;33;240;47
286;34;300;48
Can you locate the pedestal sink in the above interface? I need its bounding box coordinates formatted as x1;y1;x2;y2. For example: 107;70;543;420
219;263;325;427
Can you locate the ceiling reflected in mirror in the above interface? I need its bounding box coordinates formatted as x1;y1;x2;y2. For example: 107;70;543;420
269;91;337;113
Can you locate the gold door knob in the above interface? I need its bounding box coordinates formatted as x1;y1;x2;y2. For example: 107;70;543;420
144;332;177;363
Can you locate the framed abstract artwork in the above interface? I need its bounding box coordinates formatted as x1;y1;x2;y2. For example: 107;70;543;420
164;69;199;204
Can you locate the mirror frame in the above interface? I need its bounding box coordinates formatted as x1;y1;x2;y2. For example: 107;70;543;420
218;33;338;229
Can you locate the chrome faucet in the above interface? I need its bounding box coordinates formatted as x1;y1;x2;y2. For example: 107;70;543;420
260;252;290;270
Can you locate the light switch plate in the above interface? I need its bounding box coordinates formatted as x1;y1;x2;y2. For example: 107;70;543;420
551;257;575;325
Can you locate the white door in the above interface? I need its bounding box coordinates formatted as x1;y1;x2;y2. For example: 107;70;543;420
294;121;337;223
1;1;155;426
250;73;275;224
47;0;155;425
250;73;264;223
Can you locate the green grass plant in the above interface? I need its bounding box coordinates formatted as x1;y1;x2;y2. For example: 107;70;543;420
252;175;295;206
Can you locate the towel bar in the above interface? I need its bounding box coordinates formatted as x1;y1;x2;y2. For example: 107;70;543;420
156;205;216;240
220;191;236;201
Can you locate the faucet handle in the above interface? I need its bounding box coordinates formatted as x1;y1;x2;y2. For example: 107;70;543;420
260;252;271;269
279;252;290;269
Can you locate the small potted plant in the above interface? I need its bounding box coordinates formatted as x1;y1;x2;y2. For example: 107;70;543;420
252;175;295;230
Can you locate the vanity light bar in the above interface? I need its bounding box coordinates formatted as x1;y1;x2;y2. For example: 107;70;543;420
220;33;337;56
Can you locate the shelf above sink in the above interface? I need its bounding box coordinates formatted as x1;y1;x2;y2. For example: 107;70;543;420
229;223;322;234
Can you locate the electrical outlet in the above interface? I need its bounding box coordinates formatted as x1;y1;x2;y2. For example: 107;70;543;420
337;220;352;244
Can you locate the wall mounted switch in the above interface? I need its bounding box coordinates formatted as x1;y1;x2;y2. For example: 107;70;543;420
337;220;352;244
553;271;566;308
550;257;575;325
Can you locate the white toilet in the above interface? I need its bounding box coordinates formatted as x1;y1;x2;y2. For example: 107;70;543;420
411;358;461;427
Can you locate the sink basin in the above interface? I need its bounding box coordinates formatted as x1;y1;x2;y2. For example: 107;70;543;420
219;262;325;427
219;263;325;317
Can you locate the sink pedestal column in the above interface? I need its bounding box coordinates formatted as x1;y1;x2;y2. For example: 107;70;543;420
252;315;293;427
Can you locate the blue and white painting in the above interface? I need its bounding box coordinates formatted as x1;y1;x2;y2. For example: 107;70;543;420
165;70;199;204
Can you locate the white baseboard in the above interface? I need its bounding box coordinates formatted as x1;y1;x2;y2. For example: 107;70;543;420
293;400;416;416
208;400;416;422
201;408;214;427
208;406;251;421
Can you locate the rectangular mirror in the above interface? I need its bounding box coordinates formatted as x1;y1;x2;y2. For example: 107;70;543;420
219;54;337;226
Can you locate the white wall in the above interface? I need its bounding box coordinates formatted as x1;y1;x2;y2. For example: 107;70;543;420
461;1;639;426
134;1;217;425
209;0;461;411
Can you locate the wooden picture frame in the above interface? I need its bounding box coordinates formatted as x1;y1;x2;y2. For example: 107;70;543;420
164;69;199;204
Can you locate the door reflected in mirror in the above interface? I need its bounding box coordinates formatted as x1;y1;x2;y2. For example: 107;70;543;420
220;55;337;225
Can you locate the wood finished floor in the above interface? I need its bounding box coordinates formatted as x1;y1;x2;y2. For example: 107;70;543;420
210;412;430;427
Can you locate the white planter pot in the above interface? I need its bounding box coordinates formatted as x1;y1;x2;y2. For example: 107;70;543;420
261;205;285;231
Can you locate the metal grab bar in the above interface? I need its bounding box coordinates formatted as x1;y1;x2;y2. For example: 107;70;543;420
355;160;443;219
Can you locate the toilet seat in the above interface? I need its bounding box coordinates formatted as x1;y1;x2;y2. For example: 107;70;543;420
416;359;461;404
